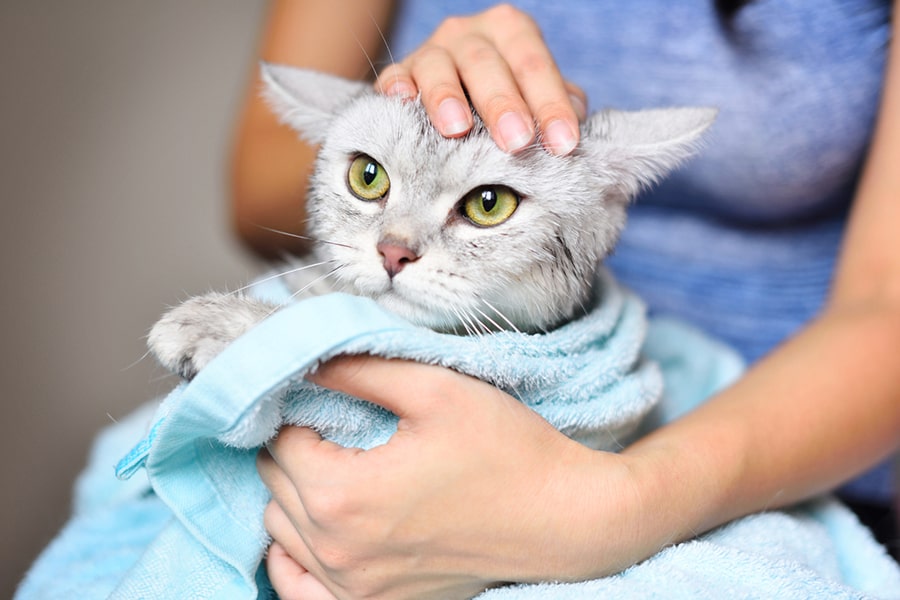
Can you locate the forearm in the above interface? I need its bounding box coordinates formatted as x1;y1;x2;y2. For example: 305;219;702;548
615;7;900;559
622;303;900;550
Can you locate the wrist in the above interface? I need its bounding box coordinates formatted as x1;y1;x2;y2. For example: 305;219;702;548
620;417;751;552
517;444;673;582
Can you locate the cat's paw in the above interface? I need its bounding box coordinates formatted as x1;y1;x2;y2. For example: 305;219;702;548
148;292;277;380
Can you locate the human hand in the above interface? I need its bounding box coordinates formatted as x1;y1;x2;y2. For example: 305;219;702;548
258;355;643;599
375;4;587;155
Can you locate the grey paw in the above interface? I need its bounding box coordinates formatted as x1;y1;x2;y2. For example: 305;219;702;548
147;292;277;379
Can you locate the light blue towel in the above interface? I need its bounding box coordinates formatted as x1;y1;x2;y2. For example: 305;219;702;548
17;271;900;599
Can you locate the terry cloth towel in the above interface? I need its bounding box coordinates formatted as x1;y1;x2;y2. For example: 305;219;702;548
16;270;900;599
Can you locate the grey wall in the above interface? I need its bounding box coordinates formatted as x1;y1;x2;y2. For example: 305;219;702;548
0;2;271;594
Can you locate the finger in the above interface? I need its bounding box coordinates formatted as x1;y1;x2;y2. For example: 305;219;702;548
260;427;359;489
488;20;580;155
266;541;329;600
266;538;336;600
265;503;344;600
424;10;534;152
446;35;536;153
308;355;470;419
264;502;312;563
405;44;475;138
374;61;417;100
259;461;337;594
258;446;305;510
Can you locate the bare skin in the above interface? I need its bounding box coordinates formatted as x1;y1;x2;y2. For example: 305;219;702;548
374;3;587;154
240;2;900;598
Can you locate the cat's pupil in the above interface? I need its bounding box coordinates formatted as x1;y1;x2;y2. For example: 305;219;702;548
363;162;378;186
481;190;497;213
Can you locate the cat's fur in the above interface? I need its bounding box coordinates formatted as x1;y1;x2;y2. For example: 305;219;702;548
148;64;715;379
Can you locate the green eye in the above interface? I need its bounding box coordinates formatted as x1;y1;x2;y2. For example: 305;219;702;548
461;186;519;227
348;155;390;200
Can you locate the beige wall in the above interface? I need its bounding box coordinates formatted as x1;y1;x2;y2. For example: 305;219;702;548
0;2;272;594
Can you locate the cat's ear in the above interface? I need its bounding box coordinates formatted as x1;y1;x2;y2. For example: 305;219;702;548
581;107;717;198
260;62;370;144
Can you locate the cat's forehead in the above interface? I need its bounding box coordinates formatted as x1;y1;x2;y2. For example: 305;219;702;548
324;94;550;193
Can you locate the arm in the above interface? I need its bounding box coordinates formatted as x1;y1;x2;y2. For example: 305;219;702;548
258;3;900;598
230;0;396;258
623;0;900;541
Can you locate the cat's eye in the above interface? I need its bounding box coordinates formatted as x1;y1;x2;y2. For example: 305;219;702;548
347;155;391;200
461;186;519;227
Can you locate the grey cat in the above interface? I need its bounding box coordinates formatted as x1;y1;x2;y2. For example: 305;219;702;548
148;64;714;380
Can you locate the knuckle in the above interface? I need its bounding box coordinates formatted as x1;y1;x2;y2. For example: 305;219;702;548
304;487;352;524
510;50;553;80
481;92;526;121
411;42;450;65
433;15;469;41
456;36;497;68
535;100;578;125
314;542;354;574
421;80;466;107
488;4;538;32
375;64;408;87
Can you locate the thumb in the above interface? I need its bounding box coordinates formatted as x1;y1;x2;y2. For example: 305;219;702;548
307;354;468;421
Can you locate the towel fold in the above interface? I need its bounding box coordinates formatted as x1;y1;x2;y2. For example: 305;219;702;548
17;270;900;599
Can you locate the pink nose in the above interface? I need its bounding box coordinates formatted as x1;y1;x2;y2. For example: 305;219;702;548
376;241;419;278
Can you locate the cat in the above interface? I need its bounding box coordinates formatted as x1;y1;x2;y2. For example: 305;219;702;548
148;63;715;380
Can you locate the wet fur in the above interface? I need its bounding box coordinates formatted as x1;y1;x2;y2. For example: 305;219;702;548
148;65;715;379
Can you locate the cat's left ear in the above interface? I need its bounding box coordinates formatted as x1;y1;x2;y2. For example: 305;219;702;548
260;62;370;144
581;107;717;199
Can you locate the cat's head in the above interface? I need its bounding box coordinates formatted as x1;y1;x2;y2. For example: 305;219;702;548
262;63;715;333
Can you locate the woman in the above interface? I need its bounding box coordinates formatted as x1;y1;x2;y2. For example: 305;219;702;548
232;1;900;597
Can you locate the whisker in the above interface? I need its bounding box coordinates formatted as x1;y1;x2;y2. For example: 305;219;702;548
252;224;315;243
278;264;347;309
478;297;522;334
451;306;479;338
227;260;339;296
441;305;465;336
463;308;529;404
120;348;153;372
471;305;505;333
345;18;379;81
368;8;396;70
253;224;357;251
465;307;493;336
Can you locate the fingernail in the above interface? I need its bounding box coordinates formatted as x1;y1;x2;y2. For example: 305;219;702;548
384;80;416;100
437;98;471;136
495;111;534;153
569;94;588;122
543;119;578;155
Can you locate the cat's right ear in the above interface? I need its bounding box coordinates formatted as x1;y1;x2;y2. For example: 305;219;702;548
581;107;717;200
260;62;370;144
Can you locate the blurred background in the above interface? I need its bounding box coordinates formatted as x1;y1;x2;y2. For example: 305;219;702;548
0;2;272;594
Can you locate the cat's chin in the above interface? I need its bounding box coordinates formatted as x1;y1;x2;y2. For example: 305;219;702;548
371;290;545;334
371;292;458;331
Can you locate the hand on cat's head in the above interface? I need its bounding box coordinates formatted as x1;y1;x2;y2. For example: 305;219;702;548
372;4;587;156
